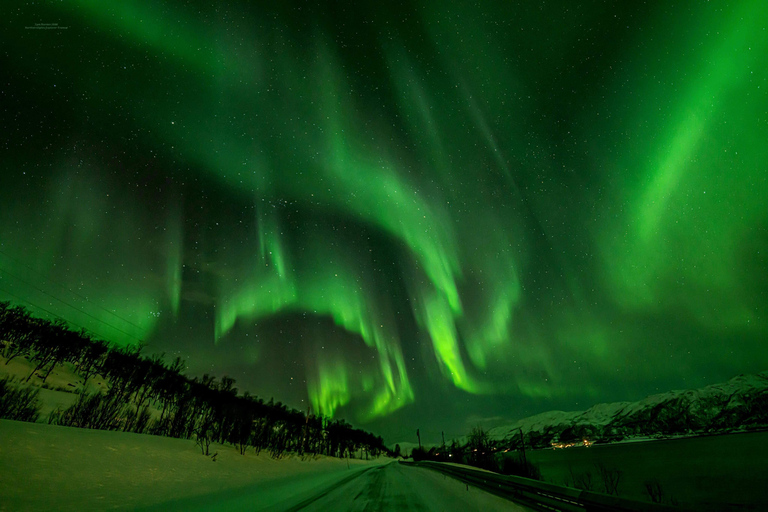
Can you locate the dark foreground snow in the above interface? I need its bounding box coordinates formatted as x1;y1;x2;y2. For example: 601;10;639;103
0;420;528;511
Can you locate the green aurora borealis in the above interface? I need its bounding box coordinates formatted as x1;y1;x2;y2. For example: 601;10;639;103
1;1;767;443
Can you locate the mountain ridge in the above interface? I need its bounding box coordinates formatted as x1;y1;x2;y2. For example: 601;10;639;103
490;371;768;449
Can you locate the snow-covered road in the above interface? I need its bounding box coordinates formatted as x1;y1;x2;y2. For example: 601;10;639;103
285;461;531;512
145;461;532;511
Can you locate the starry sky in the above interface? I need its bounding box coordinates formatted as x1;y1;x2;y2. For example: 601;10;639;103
1;1;767;444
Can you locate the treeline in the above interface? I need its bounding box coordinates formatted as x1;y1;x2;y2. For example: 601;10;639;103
410;426;541;480
0;302;387;459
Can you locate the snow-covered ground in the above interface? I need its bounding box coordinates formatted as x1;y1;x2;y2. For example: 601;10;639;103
0;353;387;509
0;420;530;511
0;419;387;511
1;354;107;419
1;352;108;392
1;356;529;510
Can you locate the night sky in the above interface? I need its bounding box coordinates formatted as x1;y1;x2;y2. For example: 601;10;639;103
1;1;767;444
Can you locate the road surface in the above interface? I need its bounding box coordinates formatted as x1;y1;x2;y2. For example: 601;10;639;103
145;461;533;511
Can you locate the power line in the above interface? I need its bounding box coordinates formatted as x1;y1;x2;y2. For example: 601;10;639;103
0;267;145;344
0;285;129;345
0;248;147;332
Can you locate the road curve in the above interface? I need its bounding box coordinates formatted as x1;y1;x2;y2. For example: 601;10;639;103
274;461;532;512
142;461;533;512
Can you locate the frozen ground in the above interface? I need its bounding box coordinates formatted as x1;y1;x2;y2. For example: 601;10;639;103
144;460;531;511
1;354;107;419
1;355;530;510
0;420;378;511
0;420;529;511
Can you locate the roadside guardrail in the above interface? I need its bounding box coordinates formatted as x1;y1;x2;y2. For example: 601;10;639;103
408;461;689;512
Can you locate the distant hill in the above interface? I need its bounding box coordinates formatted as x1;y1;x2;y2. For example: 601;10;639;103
489;371;768;449
388;441;420;456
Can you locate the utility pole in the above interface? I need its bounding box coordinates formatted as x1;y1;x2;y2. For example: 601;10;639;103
514;427;527;467
302;405;310;454
416;428;421;449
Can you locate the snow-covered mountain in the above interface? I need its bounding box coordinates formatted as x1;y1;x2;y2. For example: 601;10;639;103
489;371;768;449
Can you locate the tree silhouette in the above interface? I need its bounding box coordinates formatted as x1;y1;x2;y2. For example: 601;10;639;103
0;303;390;461
0;302;37;364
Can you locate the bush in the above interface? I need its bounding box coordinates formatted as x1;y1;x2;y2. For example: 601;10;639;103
48;392;131;431
566;465;595;491
122;405;152;434
501;456;541;480
411;446;427;461
466;426;498;471
644;479;664;503
595;462;623;495
0;377;41;422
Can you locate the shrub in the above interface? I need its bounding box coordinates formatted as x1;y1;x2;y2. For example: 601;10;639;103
501;456;542;480
0;377;41;422
644;479;664;503
122;405;152;434
566;465;595;491
411;446;427;461
48;392;128;431
595;462;623;495
466;426;498;471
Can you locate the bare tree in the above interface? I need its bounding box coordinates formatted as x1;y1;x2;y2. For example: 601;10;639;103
644;479;664;503
595;463;623;495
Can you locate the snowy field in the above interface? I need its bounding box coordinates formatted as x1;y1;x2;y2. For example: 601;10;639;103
0;420;530;511
0;354;529;510
0;354;108;419
0;419;385;511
